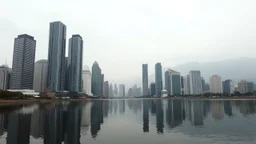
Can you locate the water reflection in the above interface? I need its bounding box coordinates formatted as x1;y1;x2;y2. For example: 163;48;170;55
0;99;256;143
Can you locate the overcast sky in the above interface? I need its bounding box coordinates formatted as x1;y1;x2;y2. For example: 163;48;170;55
0;0;255;86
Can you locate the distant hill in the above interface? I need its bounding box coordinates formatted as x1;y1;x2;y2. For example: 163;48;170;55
147;58;256;85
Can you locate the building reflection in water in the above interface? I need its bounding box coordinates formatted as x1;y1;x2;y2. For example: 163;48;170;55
1;99;256;143
7;112;31;144
143;100;149;132
156;100;164;134
211;101;224;120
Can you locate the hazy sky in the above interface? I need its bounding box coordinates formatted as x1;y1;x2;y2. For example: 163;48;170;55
0;0;255;86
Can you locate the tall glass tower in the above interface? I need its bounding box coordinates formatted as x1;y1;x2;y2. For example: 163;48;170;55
47;21;66;92
142;64;148;96
68;35;83;92
155;63;162;96
10;34;36;89
91;61;102;96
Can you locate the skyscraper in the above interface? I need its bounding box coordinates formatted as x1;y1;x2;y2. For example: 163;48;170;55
222;79;234;94
142;64;148;96
183;75;191;95
10;34;36;89
33;60;48;92
238;80;247;94
91;61;102;96
181;76;184;95
103;81;109;97
119;84;125;97
155;63;162;97
0;65;11;90
165;69;181;96
82;65;92;95
47;21;66;92
114;84;118;97
109;84;114;97
101;74;104;96
150;83;156;96
189;71;202;95
209;75;222;94
246;82;254;93
68;35;83;92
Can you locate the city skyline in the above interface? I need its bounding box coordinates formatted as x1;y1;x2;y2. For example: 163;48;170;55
1;0;256;86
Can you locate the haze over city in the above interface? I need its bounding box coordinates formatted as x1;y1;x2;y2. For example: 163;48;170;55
0;0;255;86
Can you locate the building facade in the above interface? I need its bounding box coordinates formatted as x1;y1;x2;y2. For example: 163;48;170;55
82;65;92;96
10;34;36;89
155;63;162;96
222;79;234;94
91;62;102;96
209;75;222;94
103;81;109;97
142;64;148;96
246;82;254;93
150;83;156;96
0;65;11;90
47;21;66;92
33;60;48;92
68;35;83;92
183;75;191;95
189;71;202;95
165;69;181;96
238;80;247;94
119;84;125;97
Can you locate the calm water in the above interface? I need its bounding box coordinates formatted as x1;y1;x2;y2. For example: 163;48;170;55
0;99;256;144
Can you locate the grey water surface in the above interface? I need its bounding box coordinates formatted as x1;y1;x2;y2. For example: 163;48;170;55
0;99;256;144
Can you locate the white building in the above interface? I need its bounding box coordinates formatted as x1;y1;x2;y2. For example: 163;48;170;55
82;65;92;96
33;60;48;92
183;75;191;95
7;89;39;97
209;75;222;93
119;84;125;97
189;71;202;95
0;65;11;90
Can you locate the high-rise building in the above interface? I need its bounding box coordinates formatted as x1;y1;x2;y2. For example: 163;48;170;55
209;75;222;94
155;63;162;97
47;21;66;92
246;82;254;93
150;83;156;96
82;65;92;95
91;61;102;96
183;75;191;95
181;76;184;95
0;65;11;90
64;57;69;91
165;69;181;96
189;71;202;95
114;84;118;97
238;80;247;94
109;84;114;97
33;60;48;92
101;74;104;96
67;35;83;92
10;34;36;89
222;79;234;94
103;81;109;97
128;88;132;97
202;77;210;93
142;64;148;96
119;84;125;97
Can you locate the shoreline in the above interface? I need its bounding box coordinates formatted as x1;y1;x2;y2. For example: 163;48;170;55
0;96;256;105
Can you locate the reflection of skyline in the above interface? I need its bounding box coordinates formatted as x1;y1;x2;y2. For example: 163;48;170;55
156;100;164;134
143;100;149;132
0;99;256;143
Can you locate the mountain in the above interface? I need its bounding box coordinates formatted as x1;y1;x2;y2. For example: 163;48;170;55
147;58;256;85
